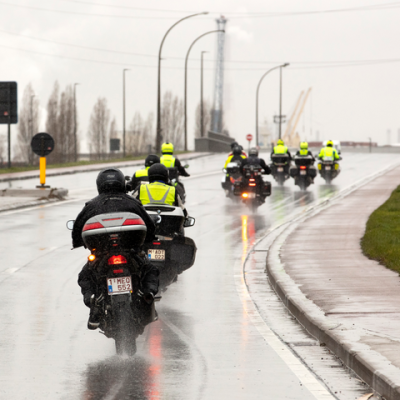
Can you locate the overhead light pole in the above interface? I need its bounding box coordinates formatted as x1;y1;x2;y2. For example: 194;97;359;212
73;83;80;162
156;11;208;153
184;30;224;151
123;68;130;158
200;51;208;138
255;63;289;146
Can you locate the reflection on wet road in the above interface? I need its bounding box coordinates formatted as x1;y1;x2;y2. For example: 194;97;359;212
0;152;398;399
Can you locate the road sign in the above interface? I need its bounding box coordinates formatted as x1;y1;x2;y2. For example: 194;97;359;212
110;138;120;152
31;133;55;157
0;82;18;124
246;134;253;141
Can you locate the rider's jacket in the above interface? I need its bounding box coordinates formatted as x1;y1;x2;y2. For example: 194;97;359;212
139;181;176;206
224;154;246;169
271;145;292;160
131;167;149;190
72;192;156;248
240;156;271;175
318;147;340;161
160;153;190;176
295;149;315;161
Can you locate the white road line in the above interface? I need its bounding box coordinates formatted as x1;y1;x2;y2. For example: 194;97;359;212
233;271;336;400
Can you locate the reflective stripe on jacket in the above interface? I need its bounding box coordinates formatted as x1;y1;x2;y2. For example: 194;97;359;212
139;182;176;205
319;147;339;160
160;155;175;168
134;167;149;178
273;145;288;154
224;154;246;169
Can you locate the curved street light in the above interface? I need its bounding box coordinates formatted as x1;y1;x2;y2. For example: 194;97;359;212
156;11;208;153
255;63;289;147
184;30;224;151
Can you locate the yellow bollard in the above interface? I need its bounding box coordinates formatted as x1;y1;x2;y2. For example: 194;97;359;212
39;157;46;186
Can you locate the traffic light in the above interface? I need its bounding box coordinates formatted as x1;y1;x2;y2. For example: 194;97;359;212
0;82;18;124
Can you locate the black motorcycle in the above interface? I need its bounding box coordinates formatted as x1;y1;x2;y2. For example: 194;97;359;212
270;153;291;186
318;158;340;184
233;164;271;212
67;212;158;355
142;204;197;290
290;155;317;191
221;161;242;200
168;164;189;203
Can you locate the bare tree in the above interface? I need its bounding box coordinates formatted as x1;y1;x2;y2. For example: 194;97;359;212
46;82;78;164
88;97;110;159
161;91;184;149
194;99;211;138
126;112;154;155
15;83;40;165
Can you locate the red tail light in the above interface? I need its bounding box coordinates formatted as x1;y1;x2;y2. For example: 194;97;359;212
108;255;127;265
249;178;255;181
153;242;161;245
83;222;104;231
113;269;124;274
300;166;306;170
122;218;145;226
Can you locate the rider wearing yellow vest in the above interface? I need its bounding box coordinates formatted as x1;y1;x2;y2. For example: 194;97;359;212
295;142;315;161
133;163;186;213
224;145;246;169
271;138;292;159
130;154;160;191
160;142;190;177
318;140;340;161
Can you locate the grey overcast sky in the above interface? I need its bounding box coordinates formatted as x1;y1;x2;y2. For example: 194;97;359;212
0;0;399;151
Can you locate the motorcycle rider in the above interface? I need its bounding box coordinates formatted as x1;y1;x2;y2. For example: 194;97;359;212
318;140;340;161
228;141;247;157
224;145;247;168
132;163;187;216
240;147;271;174
72;168;159;330
271;138;292;159
160;142;190;177
295;141;315;160
128;154;160;191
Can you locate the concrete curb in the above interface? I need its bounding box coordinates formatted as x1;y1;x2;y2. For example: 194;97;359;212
0;152;213;183
244;161;400;400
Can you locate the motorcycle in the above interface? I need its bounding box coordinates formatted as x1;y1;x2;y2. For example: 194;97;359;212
233;164;271;212
318;157;340;184
66;212;159;356
168;165;189;204
270;153;291;186
290;155;317;191
221;161;242;200
142;204;197;291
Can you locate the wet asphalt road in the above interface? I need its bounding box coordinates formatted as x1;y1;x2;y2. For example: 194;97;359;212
0;152;398;399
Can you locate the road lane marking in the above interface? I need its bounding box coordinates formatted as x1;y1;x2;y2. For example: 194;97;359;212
233;270;336;400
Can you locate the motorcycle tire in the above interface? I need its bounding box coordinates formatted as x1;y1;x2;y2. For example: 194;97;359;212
113;299;137;356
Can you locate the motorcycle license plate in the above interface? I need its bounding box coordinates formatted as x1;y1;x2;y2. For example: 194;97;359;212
148;249;165;261
325;166;331;170
300;170;307;175
107;276;132;295
277;167;284;172
247;192;256;199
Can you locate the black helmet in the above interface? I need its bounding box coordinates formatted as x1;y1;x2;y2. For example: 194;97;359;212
230;141;238;150
145;154;160;168
233;145;242;156
249;147;258;157
96;168;125;194
148;163;169;183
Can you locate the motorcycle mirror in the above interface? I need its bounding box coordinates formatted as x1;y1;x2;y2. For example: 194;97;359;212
66;220;75;230
222;168;227;173
183;216;195;228
125;175;130;181
184;164;189;168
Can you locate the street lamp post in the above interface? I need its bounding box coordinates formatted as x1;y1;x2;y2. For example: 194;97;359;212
73;83;80;162
200;51;208;138
255;63;289;146
123;69;130;158
184;30;224;151
156;12;208;153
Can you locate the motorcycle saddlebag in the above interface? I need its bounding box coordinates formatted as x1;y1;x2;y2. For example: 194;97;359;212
263;181;271;196
289;166;298;178
308;166;317;178
82;212;147;251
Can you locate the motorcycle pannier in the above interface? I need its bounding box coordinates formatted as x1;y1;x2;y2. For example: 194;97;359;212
82;212;147;251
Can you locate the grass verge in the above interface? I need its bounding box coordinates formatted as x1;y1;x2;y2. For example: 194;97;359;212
361;185;400;274
0;151;192;175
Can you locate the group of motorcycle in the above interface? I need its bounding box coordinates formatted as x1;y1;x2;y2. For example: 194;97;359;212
222;140;342;210
66;143;195;355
